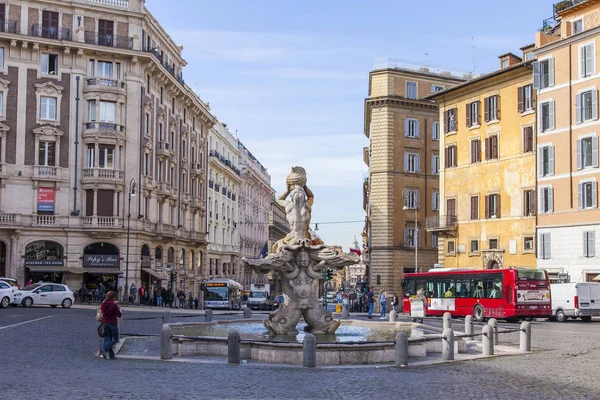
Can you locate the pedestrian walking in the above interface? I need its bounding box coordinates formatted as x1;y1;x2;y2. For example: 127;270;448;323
392;293;400;313
155;286;162;307
130;283;137;304
379;289;387;320
149;286;154;306
99;291;122;360
139;286;145;305
177;289;185;309
98;282;105;302
367;287;375;319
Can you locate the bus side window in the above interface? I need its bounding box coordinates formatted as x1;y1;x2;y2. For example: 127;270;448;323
404;280;415;297
456;280;470;298
473;281;484;298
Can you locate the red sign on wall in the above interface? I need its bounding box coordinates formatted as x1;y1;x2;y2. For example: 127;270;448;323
37;188;55;212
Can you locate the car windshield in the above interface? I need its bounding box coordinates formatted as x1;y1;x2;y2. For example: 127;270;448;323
23;284;42;291
517;270;547;281
250;291;266;298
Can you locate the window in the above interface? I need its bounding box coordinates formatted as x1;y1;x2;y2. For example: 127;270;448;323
539;186;553;213
38;141;55;166
431;85;444;93
539;233;551;259
40;97;57;120
171;97;175;114
584;231;596;258
86;144;95;168
160;87;164;105
404;189;419;209
470;195;479;220
539;101;555;132
446;240;455;255
580;42;595;78
98;145;115;169
573;18;583;35
146;74;151;94
533;58;554;90
444;108;457;132
518;84;533;113
524;236;534;253
577;136;599;169
404;228;417;248
97;61;113;78
407;81;417;99
145;113;150;134
576;90;597;123
523;126;534;153
41;53;58;75
432;121;440;140
579;181;597;209
144;153;149;175
404;118;420;138
524;52;535;61
431;155;439;175
538;145;555;177
466;101;480;127
471;139;481;163
485;95;499;122
485;135;498;160
0;48;4;69
470;240;480;253
432;191;439;211
445;145;457;168
488;238;498;250
501;59;509;69
485;194;500;218
89;101;116;123
432;233;439;248
523;189;536;216
0;92;4;116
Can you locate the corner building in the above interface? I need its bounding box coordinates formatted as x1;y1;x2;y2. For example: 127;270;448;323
0;0;215;299
534;0;600;282
428;53;537;270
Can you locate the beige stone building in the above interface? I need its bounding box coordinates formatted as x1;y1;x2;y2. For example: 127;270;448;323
363;58;466;293
0;0;215;301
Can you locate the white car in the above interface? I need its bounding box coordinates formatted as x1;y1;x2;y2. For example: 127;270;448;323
0;280;14;308
13;283;74;308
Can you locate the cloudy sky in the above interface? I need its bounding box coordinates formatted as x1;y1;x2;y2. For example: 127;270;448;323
145;0;549;253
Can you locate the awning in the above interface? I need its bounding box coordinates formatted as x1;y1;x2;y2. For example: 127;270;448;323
26;266;68;273
84;268;123;275
142;267;165;280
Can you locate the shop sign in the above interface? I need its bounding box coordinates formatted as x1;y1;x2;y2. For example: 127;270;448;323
37;188;55;212
83;255;120;268
25;259;63;266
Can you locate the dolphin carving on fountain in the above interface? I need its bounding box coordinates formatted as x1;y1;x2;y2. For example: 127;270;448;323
241;167;359;335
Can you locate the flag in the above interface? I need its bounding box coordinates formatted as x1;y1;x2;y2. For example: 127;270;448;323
349;248;362;256
260;242;268;258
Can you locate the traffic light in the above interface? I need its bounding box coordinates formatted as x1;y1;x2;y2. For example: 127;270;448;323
324;269;334;281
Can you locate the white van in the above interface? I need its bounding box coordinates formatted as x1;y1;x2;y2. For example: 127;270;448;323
550;282;600;322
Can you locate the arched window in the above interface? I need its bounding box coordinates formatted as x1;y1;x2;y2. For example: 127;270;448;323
190;250;195;271
84;242;119;255
155;246;163;268
180;249;186;270
25;241;64;263
167;247;175;267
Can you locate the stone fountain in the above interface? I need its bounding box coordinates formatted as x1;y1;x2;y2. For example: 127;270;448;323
241;167;359;335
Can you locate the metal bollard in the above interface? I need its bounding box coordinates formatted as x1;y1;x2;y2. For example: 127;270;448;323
465;315;473;336
341;309;350;320
488;318;499;345
520;321;531;353
389;310;398;322
442;328;454;361
227;330;241;364
442;312;452;331
205;309;213;322
163;309;171;324
395;331;409;366
160;324;173;360
243;308;252;319
303;333;317;368
482;325;494;356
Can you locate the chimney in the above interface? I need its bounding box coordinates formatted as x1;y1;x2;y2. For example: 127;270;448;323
498;52;522;69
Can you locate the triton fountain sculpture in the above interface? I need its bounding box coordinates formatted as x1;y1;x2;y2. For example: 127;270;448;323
241;167;359;335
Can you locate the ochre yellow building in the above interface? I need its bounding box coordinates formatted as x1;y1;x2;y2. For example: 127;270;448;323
427;53;537;270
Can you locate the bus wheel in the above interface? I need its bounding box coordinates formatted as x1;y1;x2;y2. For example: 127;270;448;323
473;305;485;322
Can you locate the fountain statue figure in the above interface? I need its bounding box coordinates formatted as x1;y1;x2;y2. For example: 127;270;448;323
241;166;359;335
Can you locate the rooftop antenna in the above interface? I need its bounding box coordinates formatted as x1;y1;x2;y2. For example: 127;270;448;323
471;36;477;75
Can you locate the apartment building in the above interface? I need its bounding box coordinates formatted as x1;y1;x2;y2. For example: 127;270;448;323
0;0;215;299
363;58;465;292
534;0;600;282
428;53;537;270
207;122;242;281
267;198;288;293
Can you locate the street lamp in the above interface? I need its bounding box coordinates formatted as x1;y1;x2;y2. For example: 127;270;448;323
402;188;419;273
123;178;136;303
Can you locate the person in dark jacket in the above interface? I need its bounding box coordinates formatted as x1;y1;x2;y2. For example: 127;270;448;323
100;291;122;359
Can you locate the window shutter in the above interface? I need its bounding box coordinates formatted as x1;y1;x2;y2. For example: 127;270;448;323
485;195;490;219
523;191;527;216
549;146;555;175
518;87;524;113
593;89;598;120
496;95;501;120
537;150;544;178
416;191;420;209
584;232;589;257
415;154;420;173
580;45;586;78
545;234;551;259
484;97;490;122
404;119;409;137
590;232;596;257
576;93;582;124
431;156;435;174
497;195;501;218
593;182;598;208
485;137;490;160
466;103;472;127
444;148;448;168
404;153;408;172
549;187;554;212
522;127;527;152
492;135;498;158
593;136;599;167
579;183;583;209
471;141;476;163
533;61;541;90
538;189;543;213
415;120;420;138
549;101;555;130
538;102;543;132
432;192;436;210
404;228;409;246
443;111;448;133
453;146;457;166
586;44;595;76
548;57;555;87
532;190;537;216
577;139;583;170
475;100;481;124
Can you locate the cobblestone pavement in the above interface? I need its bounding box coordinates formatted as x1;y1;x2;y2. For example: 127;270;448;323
2;306;600;399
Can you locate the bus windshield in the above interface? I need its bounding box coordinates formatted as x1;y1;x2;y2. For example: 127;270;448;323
206;287;228;300
517;270;547;281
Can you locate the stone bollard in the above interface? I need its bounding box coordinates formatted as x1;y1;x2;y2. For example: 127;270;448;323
520;321;531;353
205;309;213;322
395;331;409;366
303;333;317;368
341;309;350;320
389;310;398;322
163;309;171;324
243;308;252;319
482;325;494;356
465;315;473;336
442;328;454;361
488;318;499;345
160;324;173;360
227;330;241;364
442;312;452;331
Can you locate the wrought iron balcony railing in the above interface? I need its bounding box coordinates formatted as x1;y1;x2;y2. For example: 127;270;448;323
0;20;17;34
31;24;71;41
84;31;133;50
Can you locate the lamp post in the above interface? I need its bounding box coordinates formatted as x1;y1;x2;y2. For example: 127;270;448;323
123;178;136;304
402;188;419;273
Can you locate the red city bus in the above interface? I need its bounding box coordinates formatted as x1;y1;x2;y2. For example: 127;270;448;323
402;268;551;321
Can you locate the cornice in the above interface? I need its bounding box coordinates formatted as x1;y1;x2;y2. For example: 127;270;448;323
365;96;438;111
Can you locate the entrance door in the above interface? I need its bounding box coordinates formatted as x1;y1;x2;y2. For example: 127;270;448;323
0;241;6;276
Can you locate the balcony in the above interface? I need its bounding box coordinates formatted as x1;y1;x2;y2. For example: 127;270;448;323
82;0;129;7
84;31;133;50
84;77;126;92
33;165;65;181
190;196;202;209
83;122;125;138
156;181;174;197
157;141;170;157
425;215;458;234
554;0;587;15
191;162;202;176
209;149;241;176
80;216;121;227
0;213;19;225
157;223;176;236
0;20;18;34
82;168;124;183
33;215;57;226
31;24;71;41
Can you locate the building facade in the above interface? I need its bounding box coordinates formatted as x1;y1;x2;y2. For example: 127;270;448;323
428;54;537;270
207;122;242;281
534;0;600;282
363;58;465;293
0;0;214;300
267;198;288;293
238;142;274;287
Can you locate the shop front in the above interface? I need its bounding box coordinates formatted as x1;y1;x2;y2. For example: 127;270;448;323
24;240;66;284
82;242;122;295
140;244;165;303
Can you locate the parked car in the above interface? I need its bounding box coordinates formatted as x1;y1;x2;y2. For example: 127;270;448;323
0;277;19;289
13;283;74;308
550;282;600;322
0;280;15;308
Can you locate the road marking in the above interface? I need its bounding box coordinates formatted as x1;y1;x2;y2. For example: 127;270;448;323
0;315;54;330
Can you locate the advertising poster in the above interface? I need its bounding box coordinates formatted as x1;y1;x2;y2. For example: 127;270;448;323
37;188;55;212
